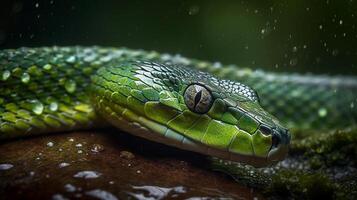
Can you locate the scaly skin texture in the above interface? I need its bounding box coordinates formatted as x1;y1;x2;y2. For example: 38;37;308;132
0;47;356;162
0;46;290;167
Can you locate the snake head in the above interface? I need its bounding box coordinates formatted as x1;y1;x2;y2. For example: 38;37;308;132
180;73;291;166
92;61;290;167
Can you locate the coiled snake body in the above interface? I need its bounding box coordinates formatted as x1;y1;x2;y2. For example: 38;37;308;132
1;46;356;167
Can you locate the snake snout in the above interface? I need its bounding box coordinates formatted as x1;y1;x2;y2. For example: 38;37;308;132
267;127;290;162
272;128;290;147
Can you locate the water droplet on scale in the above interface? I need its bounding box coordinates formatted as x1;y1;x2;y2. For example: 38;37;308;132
2;70;11;80
43;64;52;70
49;102;58;111
21;72;30;83
29;100;44;115
65;80;76;93
66;56;76;63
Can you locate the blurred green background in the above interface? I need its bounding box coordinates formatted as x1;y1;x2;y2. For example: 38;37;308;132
1;0;356;74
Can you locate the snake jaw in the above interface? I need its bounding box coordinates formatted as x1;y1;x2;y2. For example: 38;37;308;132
267;144;289;163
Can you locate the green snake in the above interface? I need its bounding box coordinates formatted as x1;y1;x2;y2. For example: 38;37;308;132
0;46;356;167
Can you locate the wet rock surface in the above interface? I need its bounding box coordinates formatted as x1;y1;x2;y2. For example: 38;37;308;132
0;129;262;200
212;128;357;199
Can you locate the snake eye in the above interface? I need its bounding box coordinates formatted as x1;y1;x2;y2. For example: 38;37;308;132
184;84;213;114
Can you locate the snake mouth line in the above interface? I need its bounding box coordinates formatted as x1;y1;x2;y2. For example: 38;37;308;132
267;128;290;162
134;119;284;167
100;101;284;167
267;143;289;163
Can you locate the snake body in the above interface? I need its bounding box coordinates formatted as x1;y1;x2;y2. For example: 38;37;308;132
0;46;356;167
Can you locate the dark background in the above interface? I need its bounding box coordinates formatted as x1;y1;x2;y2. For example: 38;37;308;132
1;0;356;74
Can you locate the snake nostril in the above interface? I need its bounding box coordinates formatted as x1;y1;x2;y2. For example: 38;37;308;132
259;125;272;136
271;134;281;149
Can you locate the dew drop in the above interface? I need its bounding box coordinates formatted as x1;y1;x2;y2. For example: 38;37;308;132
59;162;70;168
47;141;54;147
332;49;339;56
21;72;30;83
91;144;105;153
73;171;102;179
2;70;10;80
318;108;327;117
30;100;44;115
289;58;298;66
64;184;76;192
49;102;58;111
0;163;13;170
85;189;118;200
66;56;76;63
43;64;52;70
292;46;298;52
64;80;76;93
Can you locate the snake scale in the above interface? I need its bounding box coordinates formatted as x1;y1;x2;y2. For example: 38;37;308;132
0;46;356;167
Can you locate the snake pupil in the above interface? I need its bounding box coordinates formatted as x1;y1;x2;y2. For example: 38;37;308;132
184;84;213;114
194;90;202;108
